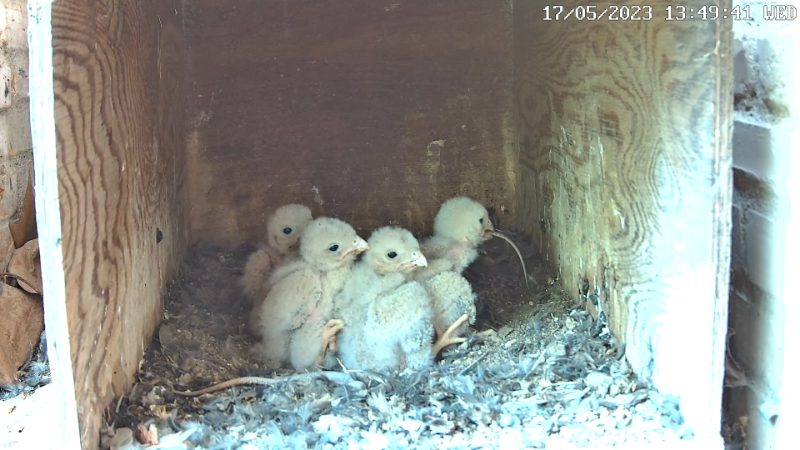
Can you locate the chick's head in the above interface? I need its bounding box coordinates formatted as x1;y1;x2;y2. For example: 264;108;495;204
364;226;428;275
267;204;314;254
433;196;494;247
300;217;369;270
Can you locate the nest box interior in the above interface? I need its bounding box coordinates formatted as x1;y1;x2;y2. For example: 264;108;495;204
28;0;733;448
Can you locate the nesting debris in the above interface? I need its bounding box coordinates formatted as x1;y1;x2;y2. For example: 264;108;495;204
0;329;50;401
464;231;547;329
721;387;749;449
104;241;691;449
721;409;747;450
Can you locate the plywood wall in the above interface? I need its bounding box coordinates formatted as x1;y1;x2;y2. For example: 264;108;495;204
513;0;733;442
48;1;188;447
183;0;517;245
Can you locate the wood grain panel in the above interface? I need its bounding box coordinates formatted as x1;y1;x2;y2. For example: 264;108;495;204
183;0;516;244
513;0;732;441
49;0;187;448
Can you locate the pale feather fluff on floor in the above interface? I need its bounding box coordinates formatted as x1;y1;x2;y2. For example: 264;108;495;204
105;244;692;450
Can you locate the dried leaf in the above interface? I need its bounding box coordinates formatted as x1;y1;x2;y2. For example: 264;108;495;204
0;284;44;386
6;239;42;295
8;239;42;295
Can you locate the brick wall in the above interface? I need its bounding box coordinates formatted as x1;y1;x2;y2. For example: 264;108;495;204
726;2;797;449
0;0;33;261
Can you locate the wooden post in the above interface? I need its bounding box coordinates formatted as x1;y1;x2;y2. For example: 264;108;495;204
27;1;189;447
27;0;81;448
513;1;733;445
773;17;800;449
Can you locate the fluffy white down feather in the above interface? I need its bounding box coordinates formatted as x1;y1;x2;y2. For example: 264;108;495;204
418;235;479;277
336;264;435;374
423;270;477;337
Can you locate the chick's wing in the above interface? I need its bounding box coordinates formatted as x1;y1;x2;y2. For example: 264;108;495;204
265;266;323;330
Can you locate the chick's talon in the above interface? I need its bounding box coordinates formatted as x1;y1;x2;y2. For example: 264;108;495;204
322;319;344;353
433;313;470;356
315;319;344;368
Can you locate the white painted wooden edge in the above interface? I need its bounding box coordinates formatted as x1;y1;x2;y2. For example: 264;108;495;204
27;0;82;449
774;21;800;449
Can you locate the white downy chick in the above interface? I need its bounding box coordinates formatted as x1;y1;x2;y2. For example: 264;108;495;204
424;270;478;355
412;196;491;354
241;204;312;337
418;196;494;276
239;203;313;304
334;226;433;374
251;217;369;370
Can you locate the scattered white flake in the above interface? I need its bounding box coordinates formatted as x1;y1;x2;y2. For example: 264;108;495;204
361;432;389;449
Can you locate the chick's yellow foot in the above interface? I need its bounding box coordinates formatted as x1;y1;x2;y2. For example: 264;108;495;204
315;319;344;368
321;319;344;353
433;314;469;357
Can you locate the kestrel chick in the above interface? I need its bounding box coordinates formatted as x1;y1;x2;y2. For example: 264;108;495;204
240;203;313;335
335;226;434;374
251;217;368;371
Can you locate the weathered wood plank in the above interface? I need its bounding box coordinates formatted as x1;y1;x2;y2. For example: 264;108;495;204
183;0;517;244
513;0;733;440
27;1;80;448
39;0;189;448
774;69;800;449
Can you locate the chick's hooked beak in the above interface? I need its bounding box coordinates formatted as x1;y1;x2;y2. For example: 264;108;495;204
339;236;369;261
399;252;427;271
480;218;495;241
462;218;494;246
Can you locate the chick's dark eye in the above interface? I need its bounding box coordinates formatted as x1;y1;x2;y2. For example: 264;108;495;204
479;218;484;224
328;244;339;252
282;227;293;235
387;251;397;259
